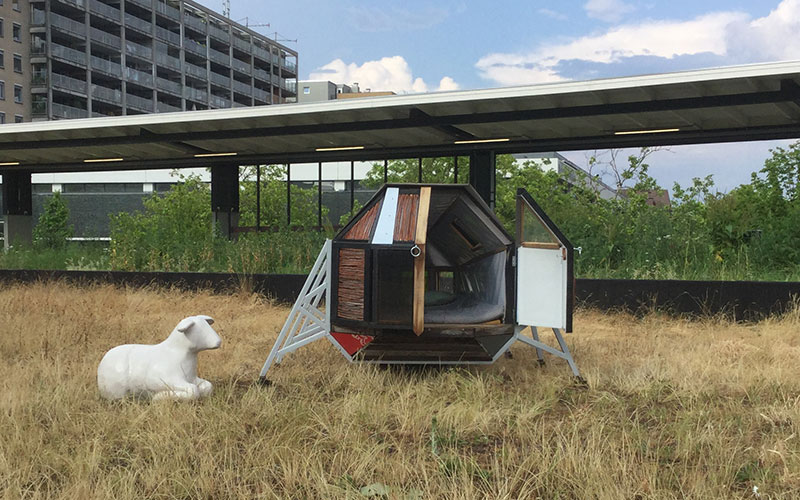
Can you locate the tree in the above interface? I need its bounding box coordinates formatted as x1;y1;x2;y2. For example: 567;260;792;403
33;191;73;249
238;164;329;228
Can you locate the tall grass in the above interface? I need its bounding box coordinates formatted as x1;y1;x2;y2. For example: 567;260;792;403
0;282;798;498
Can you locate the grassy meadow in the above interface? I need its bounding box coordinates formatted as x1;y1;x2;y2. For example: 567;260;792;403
0;282;798;498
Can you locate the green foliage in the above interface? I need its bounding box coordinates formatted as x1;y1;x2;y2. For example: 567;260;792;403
362;157;470;189
33;192;73;250
238;165;329;228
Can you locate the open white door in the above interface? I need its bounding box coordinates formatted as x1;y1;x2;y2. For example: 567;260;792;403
515;188;574;332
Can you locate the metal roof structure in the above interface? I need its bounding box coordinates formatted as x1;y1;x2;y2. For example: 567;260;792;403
1;61;800;173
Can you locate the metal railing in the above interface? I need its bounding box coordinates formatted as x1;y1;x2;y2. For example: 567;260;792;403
90;26;121;48
89;0;120;20
32;8;47;25
126;0;152;9
52;102;89;119
233;36;250;52
155;26;181;46
253;68;270;83
52;44;88;66
283;61;297;74
210;94;230;108
253;87;269;102
183;14;206;33
125;66;154;87
59;0;86;9
156;76;182;95
184;86;207;102
208;23;229;42
124;13;151;34
90;55;121;76
32;100;48;115
155;0;180;20
155;51;181;71
252;45;269;61
91;83;122;103
208;47;229;65
284;80;297;94
32;72;48;85
209;71;230;88
232;58;250;74
126;92;154;111
233;79;251;95
157;100;181;113
50;12;86;36
184;38;206;57
125;40;152;60
184;62;206;79
51;72;88;94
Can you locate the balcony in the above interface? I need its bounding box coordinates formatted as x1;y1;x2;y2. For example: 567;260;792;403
184;62;206;80
51;12;87;36
126;40;153;60
156;76;182;95
184;15;206;33
232;58;250;75
283;61;297;75
154;51;181;71
157;101;181;113
208;47;229;66
253;87;269;102
233;80;251;95
155;1;180;21
90;26;121;48
126;93;153;111
32;72;48;86
253;68;270;83
90;55;121;76
155;26;180;46
32;100;48;116
91;83;122;103
89;0;120;20
208;23;229;42
52;43;88;67
52;102;89;119
210;94;230;108
124;13;151;34
51;72;88;94
184;86;207;102
252;45;270;61
125;66;154;87
184;38;206;57
59;0;86;9
233;36;250;52
209;71;230;88
126;0;152;9
284;80;297;94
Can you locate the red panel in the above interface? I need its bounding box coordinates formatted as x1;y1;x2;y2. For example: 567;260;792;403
331;332;374;356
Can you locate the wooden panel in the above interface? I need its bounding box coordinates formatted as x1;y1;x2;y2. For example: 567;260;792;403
344;201;381;240
521;242;561;249
393;193;419;242
413;187;431;336
337;248;365;321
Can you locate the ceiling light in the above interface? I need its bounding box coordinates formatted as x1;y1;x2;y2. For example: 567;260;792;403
315;145;365;152
194;152;239;158
0;161;20;166
83;157;124;163
453;138;511;144
614;128;680;135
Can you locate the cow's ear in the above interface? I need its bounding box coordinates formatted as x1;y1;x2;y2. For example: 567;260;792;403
197;315;214;325
177;317;195;333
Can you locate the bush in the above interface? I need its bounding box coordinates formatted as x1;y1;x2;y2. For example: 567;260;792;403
33;192;73;250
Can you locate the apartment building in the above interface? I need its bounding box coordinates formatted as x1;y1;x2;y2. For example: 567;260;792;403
5;0;297;121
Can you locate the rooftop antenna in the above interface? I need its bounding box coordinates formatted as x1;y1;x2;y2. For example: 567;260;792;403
222;0;230;17
272;31;297;43
236;16;270;30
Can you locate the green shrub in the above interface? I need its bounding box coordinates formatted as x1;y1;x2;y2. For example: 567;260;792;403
33;192;73;250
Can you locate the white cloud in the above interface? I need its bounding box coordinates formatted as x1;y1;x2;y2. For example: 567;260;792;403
537;8;567;21
476;0;800;86
309;56;459;94
584;0;635;23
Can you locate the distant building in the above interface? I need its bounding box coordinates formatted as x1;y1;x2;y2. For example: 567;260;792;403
513;152;617;199
297;80;394;103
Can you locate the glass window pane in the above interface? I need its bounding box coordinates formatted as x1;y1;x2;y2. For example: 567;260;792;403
520;202;558;244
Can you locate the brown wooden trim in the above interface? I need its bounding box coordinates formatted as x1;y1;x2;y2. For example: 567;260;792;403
521;242;561;249
413;187;431;336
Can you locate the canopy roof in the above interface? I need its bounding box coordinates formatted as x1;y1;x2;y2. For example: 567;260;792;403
1;61;800;173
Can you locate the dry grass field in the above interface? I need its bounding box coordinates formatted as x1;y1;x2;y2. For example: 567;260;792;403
0;281;798;499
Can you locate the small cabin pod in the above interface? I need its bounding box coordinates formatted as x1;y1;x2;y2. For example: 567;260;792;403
259;184;582;380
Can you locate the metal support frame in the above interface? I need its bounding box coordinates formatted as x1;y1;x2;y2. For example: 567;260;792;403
514;325;581;378
259;239;333;381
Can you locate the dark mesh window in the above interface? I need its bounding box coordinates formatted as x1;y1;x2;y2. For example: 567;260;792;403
374;249;413;325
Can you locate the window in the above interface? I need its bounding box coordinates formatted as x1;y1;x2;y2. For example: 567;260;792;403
13;53;21;73
0;50;4;68
14;84;22;103
0;19;4;38
0;81;4;100
0;112;5;124
12;23;20;42
12;0;19;12
14;114;22;123
303;86;310;95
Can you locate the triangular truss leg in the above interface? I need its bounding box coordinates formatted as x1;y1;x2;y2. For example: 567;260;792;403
514;326;582;379
259;240;332;381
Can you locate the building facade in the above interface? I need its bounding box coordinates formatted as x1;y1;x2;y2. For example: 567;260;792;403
4;0;297;121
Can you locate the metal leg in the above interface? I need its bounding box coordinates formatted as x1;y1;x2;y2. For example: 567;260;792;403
530;326;545;366
551;328;581;379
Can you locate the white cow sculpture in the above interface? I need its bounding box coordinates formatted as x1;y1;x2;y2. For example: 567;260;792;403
97;315;222;401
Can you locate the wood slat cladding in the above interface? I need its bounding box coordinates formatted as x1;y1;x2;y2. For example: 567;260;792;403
344;201;381;240
393;193;419;242
337;248;366;320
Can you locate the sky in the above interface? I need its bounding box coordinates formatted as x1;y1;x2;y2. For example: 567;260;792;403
194;0;800;194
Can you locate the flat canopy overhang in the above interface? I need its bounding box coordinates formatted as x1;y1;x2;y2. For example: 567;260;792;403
2;61;800;173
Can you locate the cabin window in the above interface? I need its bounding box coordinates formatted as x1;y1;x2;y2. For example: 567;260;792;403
451;219;481;251
373;249;413;325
